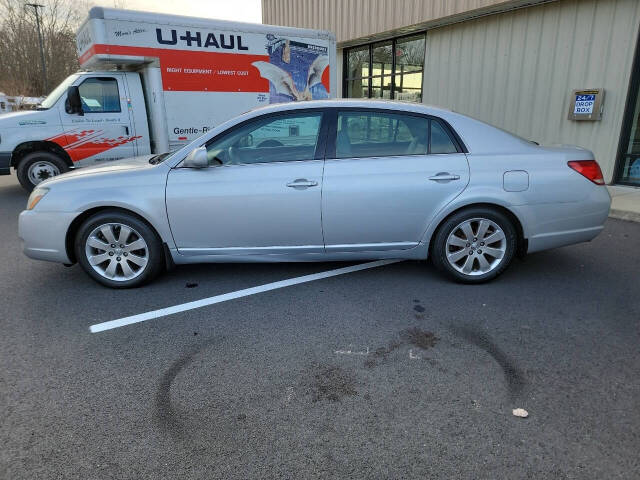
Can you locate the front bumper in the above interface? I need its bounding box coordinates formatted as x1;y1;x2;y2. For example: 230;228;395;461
0;151;11;175
18;210;77;263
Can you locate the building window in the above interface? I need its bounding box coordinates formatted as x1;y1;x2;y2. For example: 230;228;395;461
343;33;425;102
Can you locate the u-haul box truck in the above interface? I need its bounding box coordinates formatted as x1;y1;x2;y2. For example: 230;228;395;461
0;7;336;191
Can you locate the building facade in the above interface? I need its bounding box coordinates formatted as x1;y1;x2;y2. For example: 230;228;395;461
262;0;640;187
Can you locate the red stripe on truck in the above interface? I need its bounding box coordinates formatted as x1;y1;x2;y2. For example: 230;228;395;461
80;44;272;93
46;129;141;162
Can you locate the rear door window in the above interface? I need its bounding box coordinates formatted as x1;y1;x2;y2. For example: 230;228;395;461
334;111;462;158
336;111;429;158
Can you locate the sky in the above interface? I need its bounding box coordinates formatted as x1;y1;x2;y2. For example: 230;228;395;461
91;0;263;23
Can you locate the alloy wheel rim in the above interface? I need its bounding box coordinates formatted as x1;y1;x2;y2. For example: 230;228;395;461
445;217;507;276
27;161;60;185
85;223;149;281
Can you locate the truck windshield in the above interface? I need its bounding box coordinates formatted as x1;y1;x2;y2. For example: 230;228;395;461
38;74;79;110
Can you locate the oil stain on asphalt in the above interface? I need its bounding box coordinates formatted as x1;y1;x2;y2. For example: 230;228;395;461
401;327;439;349
413;299;427;319
305;364;358;402
365;327;440;368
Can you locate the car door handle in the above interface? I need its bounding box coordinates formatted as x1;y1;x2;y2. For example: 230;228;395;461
428;173;460;181
286;179;318;188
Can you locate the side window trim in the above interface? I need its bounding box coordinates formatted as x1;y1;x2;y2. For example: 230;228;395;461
429;117;469;155
76;76;122;114
328;107;467;159
199;108;330;167
325;108;338;159
436;117;468;154
314;110;331;161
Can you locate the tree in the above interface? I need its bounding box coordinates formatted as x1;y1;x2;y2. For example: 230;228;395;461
0;0;89;96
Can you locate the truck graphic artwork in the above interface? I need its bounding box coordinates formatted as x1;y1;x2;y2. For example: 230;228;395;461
252;36;330;103
46;130;141;162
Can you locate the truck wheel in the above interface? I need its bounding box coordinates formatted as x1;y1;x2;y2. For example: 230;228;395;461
74;211;164;288
431;207;517;284
17;151;69;192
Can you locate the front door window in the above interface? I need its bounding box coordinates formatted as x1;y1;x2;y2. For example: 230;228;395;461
205;112;323;166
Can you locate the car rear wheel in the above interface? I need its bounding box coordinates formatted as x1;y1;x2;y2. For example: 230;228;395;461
431;207;517;283
17;151;69;192
74;211;164;288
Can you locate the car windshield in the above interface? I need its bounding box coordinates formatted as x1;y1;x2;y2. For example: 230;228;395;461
38;74;79;110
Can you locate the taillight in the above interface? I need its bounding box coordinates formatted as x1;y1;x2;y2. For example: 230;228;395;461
567;160;605;185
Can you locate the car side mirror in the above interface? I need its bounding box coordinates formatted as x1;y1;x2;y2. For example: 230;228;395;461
182;146;209;168
65;86;84;116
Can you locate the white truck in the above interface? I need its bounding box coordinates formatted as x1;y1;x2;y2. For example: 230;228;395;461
0;7;336;191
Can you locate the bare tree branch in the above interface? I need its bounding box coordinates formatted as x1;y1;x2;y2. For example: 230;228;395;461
0;0;97;96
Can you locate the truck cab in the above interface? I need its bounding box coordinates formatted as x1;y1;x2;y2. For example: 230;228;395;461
0;71;150;191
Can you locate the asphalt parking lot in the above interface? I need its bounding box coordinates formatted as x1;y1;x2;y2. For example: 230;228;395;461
1;174;639;479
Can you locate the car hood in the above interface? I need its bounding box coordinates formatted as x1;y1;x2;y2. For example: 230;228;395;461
40;154;160;187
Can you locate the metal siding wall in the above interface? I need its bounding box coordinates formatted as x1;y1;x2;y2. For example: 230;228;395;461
262;0;555;43
422;0;640;181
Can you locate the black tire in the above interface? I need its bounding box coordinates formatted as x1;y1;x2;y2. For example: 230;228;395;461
431;207;517;284
74;211;164;288
16;151;69;192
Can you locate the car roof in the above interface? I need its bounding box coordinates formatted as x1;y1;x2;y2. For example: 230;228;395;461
167;98;539;167
248;99;453;117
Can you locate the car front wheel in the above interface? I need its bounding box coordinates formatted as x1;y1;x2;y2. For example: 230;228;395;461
74;211;164;288
431;207;517;283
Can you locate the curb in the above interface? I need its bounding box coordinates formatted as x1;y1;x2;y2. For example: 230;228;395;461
609;209;640;223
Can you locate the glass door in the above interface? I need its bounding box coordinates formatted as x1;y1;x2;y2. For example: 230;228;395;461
616;30;640;186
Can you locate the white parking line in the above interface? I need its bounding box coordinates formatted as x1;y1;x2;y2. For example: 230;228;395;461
89;259;403;333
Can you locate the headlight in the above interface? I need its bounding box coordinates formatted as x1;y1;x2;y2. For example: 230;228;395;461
26;187;49;210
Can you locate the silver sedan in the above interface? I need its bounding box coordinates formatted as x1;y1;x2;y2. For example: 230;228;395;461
19;100;611;288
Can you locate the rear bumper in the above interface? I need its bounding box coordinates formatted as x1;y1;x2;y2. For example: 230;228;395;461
516;186;611;253
0;151;11;175
18;209;76;263
527;225;604;253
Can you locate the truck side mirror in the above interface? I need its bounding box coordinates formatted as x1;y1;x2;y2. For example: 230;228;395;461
65;86;84;116
182;146;209;168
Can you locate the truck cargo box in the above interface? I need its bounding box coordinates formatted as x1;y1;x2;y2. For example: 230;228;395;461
76;7;336;149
